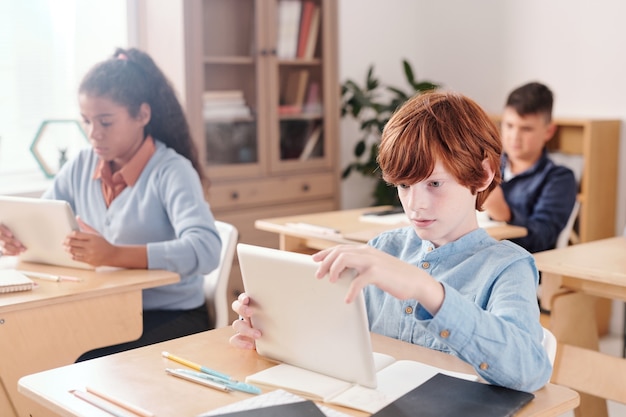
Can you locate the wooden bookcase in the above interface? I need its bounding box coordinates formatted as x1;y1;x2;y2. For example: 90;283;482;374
138;0;340;321
492;116;621;334
544;119;620;243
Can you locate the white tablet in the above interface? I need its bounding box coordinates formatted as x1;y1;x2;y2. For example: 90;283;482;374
237;243;377;388
0;196;92;269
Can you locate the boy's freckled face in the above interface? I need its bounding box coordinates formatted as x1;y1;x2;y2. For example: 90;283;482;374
398;161;479;247
500;107;553;164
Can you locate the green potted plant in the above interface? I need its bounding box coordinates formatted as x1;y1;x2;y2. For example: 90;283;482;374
340;60;439;206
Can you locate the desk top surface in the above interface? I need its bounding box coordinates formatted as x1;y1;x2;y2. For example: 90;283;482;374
256;206;527;242
533;236;626;285
18;327;578;417
0;258;179;313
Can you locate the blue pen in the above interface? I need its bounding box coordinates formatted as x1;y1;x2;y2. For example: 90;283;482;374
176;369;262;395
162;351;232;381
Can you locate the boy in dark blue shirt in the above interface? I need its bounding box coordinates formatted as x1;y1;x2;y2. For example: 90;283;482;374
483;82;577;253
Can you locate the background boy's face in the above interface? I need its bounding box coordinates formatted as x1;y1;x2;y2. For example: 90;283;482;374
500;106;554;164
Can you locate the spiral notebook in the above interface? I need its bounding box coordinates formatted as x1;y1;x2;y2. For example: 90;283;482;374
0;270;35;294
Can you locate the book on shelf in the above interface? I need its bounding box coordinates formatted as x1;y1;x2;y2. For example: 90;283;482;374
245;352;477;414
203;89;251;120
371;373;535;417
278;104;303;116
299;125;322;160
302;82;322;114
276;0;302;59
202;90;244;101
203;107;252;120
0;270;35;294
302;4;320;59
296;1;316;58
283;70;310;110
203;96;246;109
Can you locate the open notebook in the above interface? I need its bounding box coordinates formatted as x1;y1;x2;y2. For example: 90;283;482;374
245;353;476;413
237;243;476;414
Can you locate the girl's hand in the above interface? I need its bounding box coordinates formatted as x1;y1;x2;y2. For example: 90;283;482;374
229;293;262;349
64;216;114;266
0;223;26;256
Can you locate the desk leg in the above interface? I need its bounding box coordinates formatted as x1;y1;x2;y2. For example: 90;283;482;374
280;234;310;253
549;291;608;417
0;291;143;417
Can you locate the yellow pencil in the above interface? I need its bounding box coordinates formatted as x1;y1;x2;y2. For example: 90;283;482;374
161;351;233;381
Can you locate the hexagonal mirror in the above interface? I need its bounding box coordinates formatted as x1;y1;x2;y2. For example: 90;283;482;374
30;119;89;178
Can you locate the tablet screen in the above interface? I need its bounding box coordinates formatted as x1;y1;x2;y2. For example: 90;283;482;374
237;243;377;388
0;196;92;269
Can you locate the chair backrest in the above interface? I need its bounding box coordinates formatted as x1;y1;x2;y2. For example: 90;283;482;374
542;326;557;366
203;221;238;328
555;200;580;249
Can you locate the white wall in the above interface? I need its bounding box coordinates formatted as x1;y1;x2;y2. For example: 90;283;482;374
338;0;626;237
338;0;626;334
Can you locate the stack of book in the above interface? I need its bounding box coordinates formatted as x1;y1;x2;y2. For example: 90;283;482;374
203;90;251;121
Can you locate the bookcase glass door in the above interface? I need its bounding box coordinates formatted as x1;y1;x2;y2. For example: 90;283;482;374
269;0;332;173
201;0;262;177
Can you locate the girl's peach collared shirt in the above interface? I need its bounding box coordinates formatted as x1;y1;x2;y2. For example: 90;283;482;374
93;136;156;207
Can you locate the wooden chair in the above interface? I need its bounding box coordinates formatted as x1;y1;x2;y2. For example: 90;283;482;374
203;221;238;329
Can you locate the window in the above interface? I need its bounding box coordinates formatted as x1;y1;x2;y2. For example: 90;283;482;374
0;0;129;192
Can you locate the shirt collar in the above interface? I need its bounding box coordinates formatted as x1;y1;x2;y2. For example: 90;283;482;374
502;148;549;181
93;136;156;186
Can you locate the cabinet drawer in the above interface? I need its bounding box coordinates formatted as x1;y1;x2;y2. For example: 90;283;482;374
208;173;335;211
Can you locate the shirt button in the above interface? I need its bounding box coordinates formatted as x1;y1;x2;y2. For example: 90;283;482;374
479;362;489;370
439;329;450;338
404;306;413;315
427;246;434;252
421;261;430;269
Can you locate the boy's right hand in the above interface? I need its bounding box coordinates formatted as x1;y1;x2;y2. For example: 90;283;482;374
229;292;262;350
0;223;26;256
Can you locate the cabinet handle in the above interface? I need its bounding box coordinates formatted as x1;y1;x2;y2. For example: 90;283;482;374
302;184;310;192
231;191;239;200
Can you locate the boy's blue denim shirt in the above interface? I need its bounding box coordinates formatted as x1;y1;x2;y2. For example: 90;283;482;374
365;227;552;392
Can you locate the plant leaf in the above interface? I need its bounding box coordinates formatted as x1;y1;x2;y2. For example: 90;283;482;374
403;59;416;86
354;140;366;157
414;81;439;92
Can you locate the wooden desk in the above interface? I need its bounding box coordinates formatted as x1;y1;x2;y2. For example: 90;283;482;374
256;206;528;252
0;259;179;417
18;327;578;417
534;237;626;417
